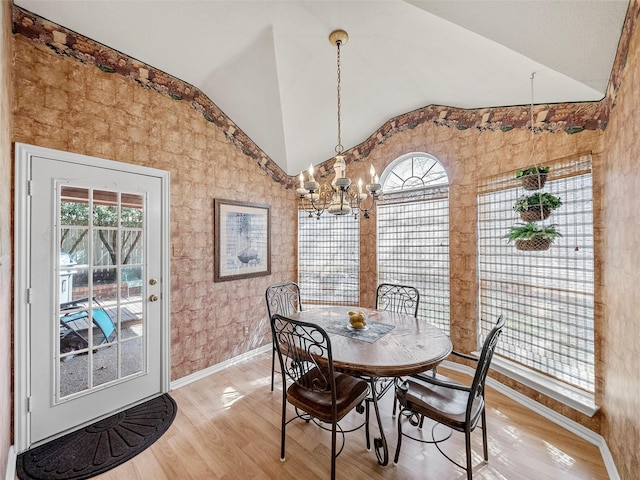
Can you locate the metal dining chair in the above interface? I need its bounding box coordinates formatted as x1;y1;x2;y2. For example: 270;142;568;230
265;282;302;391
270;314;370;480
376;283;421;416
393;315;505;480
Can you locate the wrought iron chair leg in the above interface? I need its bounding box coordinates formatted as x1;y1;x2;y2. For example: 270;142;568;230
465;428;473;480
271;343;276;392
393;409;403;464
481;409;488;461
280;387;287;461
364;398;371;450
331;423;337;480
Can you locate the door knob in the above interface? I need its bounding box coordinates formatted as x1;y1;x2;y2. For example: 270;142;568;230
149;294;159;302
149;278;158;285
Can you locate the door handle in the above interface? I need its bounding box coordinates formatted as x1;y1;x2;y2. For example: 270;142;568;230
149;294;159;302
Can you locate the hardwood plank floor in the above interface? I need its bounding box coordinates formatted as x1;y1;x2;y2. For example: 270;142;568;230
94;351;608;479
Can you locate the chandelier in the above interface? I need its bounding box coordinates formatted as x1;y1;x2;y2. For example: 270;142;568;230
296;29;383;220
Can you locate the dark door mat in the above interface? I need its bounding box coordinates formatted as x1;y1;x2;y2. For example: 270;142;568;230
17;393;177;480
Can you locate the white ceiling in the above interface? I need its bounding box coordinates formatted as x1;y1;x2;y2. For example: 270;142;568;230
14;0;629;176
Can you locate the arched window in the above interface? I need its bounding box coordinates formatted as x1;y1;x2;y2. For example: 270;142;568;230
377;152;450;333
380;153;448;192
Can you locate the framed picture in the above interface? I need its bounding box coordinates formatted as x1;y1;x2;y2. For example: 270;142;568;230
214;199;271;282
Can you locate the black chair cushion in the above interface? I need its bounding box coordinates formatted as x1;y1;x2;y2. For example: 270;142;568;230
401;378;484;432
287;368;369;423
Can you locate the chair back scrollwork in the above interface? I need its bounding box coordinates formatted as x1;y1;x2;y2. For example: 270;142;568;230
266;282;302;318
271;314;334;393
265;282;303;391
375;283;420;317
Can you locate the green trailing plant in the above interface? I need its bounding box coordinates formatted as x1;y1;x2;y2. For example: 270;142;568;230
515;165;549;179
505;223;562;243
513;192;562;212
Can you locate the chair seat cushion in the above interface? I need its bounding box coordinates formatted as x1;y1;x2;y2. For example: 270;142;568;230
287;369;369;423
401;377;484;431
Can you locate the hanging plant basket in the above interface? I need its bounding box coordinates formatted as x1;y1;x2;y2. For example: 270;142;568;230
520;172;548;190
515;236;552;251
519;206;551;222
506;223;561;252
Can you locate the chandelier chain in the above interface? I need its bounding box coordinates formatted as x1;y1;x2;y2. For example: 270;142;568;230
336;39;343;154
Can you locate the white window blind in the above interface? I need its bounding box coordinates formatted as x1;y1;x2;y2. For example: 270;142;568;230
298;211;359;307
477;153;595;392
377;153;450;334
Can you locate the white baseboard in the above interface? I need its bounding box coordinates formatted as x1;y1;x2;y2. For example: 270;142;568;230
441;360;620;480
598;440;621;480
5;445;15;480
170;344;271;391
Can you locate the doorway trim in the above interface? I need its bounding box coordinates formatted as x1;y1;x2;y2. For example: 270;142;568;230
13;143;171;453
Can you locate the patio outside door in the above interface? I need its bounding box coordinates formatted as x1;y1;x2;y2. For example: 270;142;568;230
14;144;170;451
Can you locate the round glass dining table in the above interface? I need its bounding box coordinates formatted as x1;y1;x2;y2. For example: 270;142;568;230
288;305;452;465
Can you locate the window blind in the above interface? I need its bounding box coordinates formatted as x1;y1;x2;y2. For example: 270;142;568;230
477;153;595;392
298;211;360;307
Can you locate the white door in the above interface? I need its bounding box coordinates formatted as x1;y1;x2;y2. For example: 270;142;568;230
14;144;170;451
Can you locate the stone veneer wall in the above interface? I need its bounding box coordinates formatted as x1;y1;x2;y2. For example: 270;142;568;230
601;0;640;477
11;33;298;381
0;0;13;474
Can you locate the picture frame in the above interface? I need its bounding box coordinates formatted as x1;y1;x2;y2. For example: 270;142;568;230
214;199;271;282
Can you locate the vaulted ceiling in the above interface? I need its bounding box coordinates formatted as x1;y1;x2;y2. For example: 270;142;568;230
14;1;629;176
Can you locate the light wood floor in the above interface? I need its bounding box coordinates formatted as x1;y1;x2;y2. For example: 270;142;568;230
94;351;609;480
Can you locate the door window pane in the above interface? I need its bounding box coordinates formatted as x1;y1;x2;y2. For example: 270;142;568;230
93;190;118;227
93;230;117;266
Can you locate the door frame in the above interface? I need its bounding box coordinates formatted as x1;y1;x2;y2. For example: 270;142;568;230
13;142;171;453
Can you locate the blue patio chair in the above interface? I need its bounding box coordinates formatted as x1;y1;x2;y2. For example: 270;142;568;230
60;298;116;353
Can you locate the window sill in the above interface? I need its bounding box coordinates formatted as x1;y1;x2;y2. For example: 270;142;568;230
464;354;599;417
